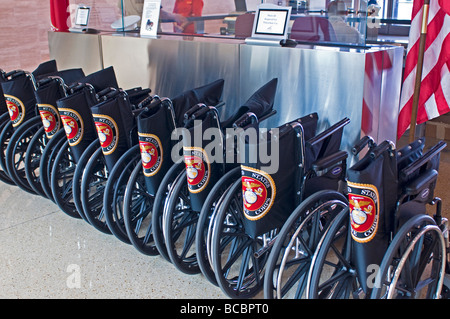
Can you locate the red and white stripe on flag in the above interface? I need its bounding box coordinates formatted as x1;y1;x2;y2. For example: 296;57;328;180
397;0;450;139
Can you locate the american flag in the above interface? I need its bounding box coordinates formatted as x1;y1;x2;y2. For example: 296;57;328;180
397;0;450;139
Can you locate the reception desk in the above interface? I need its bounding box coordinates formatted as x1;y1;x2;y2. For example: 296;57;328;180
48;31;404;161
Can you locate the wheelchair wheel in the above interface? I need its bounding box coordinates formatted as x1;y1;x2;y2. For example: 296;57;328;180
125;161;186;260
72;139;101;223
370;214;446;299
24;126;49;198
5;116;42;194
80;146;111;234
0;113;15;185
264;190;348;299
122;162;160;256
50;140;81;219
39;129;67;201
307;208;365;299
196;166;241;286
163;170;201;275
103;144;141;244
211;178;274;299
153;163;186;261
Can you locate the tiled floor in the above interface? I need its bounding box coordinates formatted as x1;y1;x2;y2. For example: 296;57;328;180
1;0;449;300
0;180;227;299
0;133;448;299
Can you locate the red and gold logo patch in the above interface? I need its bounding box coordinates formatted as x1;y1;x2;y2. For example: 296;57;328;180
183;147;210;193
38;104;60;138
348;181;379;243
93;114;119;155
241;166;276;221
59;108;84;146
5;94;25;127
139;133;162;177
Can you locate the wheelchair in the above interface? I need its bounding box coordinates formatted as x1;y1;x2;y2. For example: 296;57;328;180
0;60;75;193
152;79;277;274
77;85;152;236
306;136;448;299
154;79;278;281
207;113;350;299
102;79;225;244
0;70;16;186
120;79;226;257
49;67;122;220
161;79;279;277
25;70;85;199
262;127;353;299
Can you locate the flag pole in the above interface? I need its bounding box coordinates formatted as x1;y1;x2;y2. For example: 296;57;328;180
409;0;430;143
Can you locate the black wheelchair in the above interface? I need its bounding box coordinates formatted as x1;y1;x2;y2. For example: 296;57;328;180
0;61;81;195
306;136;448;299
120;79;226;257
47;67;123;220
77;85;152;236
160;79;279;276
206;113;350;298
25;69;85;199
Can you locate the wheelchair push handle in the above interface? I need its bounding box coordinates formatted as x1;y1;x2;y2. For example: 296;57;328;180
369;140;395;159
191;104;212;120
232;112;258;128
5;70;26;79
96;87;121;101
184;103;206;119
352;136;375;156
67;82;95;96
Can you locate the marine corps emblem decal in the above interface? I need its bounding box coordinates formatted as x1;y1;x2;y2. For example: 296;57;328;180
241;166;276;221
5;94;25;127
38;104;60;138
93;114;119;155
59;108;84;146
139;133;162;177
348;181;380;243
184;147;210;193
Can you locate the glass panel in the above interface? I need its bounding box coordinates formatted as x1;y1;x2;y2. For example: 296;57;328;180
68;0;123;31
288;0;367;46
64;0;372;46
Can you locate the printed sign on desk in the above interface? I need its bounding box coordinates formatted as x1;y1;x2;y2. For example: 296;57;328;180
140;0;161;38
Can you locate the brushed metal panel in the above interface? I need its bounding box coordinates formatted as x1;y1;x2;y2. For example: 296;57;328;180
239;44;367;160
48;32;103;75
101;34;241;119
48;31;404;161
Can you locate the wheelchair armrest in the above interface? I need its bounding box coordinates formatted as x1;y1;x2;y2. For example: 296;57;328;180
403;169;438;196
312;150;348;172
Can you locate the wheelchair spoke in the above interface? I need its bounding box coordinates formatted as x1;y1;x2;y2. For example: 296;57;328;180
317;269;353;298
222;236;253;274
278;258;310;297
179;224;197;261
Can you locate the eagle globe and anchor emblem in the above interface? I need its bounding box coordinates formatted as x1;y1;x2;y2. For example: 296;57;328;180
5;94;25;127
38;104;60;137
348;182;379;243
138;133;162;177
93;114;119;155
183;147;210;193
241;166;276;221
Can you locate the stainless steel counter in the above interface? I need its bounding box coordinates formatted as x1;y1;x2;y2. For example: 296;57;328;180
48;31;404;161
